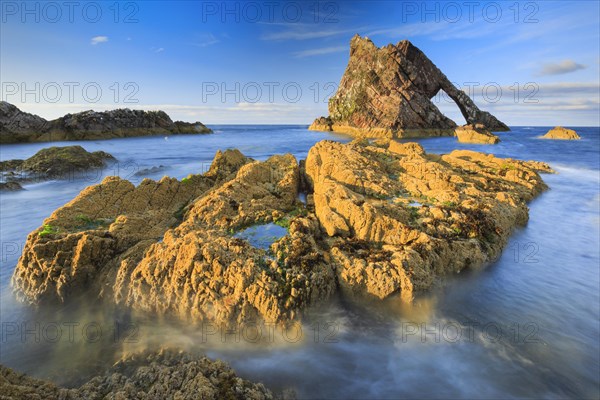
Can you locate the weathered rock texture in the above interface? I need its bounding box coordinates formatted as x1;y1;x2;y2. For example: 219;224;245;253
0;146;115;185
304;140;550;300
455;124;500;144
12;148;335;327
0;102;212;144
309;35;509;138
12;141;551;326
0;350;275;399
541;126;581;140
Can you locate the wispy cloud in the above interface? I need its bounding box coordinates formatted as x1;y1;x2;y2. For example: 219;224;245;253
293;46;347;58
155;48;165;53
90;36;108;45
538;60;587;76
262;26;359;41
191;33;220;48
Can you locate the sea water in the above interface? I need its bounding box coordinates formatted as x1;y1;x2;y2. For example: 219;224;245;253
0;126;598;398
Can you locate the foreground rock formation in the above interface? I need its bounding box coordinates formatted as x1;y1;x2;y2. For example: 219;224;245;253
541;126;581;140
309;35;509;138
0;350;275;399
0;145;114;186
0;102;212;143
455;124;500;144
12;140;551;326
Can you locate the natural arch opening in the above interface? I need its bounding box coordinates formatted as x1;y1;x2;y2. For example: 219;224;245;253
431;88;468;126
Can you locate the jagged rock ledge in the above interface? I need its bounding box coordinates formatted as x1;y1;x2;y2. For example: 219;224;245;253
0;350;277;399
0;101;212;144
12;139;552;327
309;35;509;138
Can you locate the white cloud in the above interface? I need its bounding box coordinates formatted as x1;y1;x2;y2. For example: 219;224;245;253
90;36;108;45
293;46;348;58
262;26;359;41
155;48;165;53
538;60;587;76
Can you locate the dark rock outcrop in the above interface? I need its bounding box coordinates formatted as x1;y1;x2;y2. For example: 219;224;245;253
309;35;509;137
0;350;275;399
0;101;49;141
0;146;114;184
0;102;212;143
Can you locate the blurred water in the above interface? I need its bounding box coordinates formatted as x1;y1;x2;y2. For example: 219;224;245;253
0;126;598;399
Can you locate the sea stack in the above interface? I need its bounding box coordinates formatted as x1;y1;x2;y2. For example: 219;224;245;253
309;35;509;138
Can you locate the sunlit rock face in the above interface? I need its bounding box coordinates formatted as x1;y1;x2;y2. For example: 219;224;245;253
455;124;501;144
541;126;581;140
12;140;551;327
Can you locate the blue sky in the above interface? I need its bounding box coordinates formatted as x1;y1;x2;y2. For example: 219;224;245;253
1;0;599;125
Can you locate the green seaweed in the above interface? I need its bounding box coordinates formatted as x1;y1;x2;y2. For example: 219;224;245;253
274;203;308;229
38;224;59;237
75;214;113;230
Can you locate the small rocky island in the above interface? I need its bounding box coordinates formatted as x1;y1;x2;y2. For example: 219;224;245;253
0;102;212;144
309;35;509;138
541;126;581;140
0;146;114;190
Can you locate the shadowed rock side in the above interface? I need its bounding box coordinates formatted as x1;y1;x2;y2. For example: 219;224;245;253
309;35;509;138
541;126;581;140
0;101;212;144
0;350;276;399
12;140;551;327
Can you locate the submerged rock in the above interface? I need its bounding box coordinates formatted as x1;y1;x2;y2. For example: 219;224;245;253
455;124;500;144
0;181;23;191
12;141;552;326
309;35;509;138
541;126;581;140
0;145;115;184
133;165;166;176
0;102;212;143
0;350;275;399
